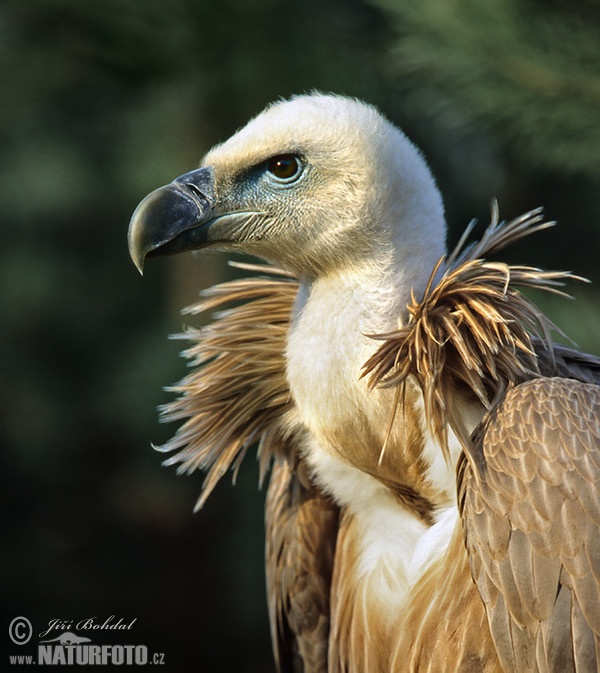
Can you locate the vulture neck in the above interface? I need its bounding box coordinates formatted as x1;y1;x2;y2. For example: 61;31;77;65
286;235;455;505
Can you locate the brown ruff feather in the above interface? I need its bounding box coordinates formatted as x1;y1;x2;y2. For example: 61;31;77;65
362;206;593;454
157;263;299;510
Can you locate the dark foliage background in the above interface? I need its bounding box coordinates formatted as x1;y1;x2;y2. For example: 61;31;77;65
2;1;599;670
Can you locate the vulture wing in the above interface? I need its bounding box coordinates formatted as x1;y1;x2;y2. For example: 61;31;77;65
460;377;600;672
266;451;338;673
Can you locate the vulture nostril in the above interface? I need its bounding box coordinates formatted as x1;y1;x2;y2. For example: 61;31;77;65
186;182;206;200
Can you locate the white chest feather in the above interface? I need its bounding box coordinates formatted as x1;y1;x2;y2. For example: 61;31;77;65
306;435;459;613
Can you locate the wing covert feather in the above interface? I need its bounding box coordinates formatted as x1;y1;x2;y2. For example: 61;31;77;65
265;453;339;673
461;377;600;673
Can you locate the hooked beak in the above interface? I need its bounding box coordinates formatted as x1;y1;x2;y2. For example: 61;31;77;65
127;166;216;274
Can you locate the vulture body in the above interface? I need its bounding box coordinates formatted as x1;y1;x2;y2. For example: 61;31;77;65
128;94;600;672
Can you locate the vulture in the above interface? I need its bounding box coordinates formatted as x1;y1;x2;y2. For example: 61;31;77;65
128;94;600;673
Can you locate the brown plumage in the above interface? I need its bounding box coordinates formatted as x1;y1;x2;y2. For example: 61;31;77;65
128;94;600;672
363;205;589;451
157;263;298;509
461;378;600;672
154;210;600;672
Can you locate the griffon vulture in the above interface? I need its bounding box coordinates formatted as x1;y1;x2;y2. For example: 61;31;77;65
128;94;600;672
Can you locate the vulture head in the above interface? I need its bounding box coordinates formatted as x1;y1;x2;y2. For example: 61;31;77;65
128;94;446;285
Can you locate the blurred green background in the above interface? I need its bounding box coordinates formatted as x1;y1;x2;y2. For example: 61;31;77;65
2;0;599;670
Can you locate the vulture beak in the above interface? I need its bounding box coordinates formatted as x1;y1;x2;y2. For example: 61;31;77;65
127;167;216;274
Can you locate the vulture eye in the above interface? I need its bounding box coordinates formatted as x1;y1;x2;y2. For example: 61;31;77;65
266;155;303;182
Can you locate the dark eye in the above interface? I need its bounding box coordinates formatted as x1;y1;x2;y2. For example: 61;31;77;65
266;154;303;182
